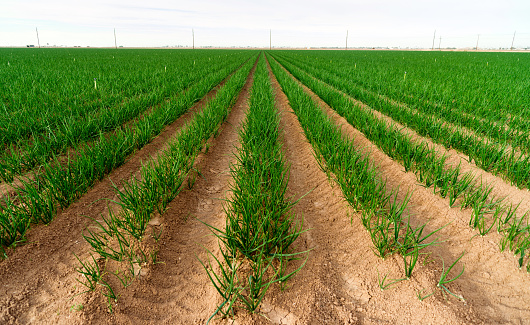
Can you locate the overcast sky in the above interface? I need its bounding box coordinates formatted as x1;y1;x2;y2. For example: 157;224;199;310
1;0;529;49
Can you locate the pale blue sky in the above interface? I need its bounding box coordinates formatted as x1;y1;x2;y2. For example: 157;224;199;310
1;0;529;48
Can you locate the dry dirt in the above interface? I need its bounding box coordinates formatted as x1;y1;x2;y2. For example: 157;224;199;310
0;54;529;325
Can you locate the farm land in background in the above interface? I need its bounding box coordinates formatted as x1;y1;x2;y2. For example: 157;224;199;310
0;48;530;324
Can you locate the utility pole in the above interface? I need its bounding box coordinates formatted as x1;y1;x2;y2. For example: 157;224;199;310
511;31;516;50
475;34;480;51
431;30;436;50
114;28;117;49
36;27;41;48
346;30;348;50
438;36;441;50
269;29;271;50
192;29;195;49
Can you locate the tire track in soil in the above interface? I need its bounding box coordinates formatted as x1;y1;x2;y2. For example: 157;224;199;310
273;58;530;324
260;57;474;325
84;58;259;324
0;62;246;325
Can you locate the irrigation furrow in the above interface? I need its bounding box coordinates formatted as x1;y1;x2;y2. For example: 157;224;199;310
274;54;530;217
79;52;260;324
268;53;530;324
271;53;530;271
274;53;530;190
0;54;257;249
265;55;482;324
0;56;258;323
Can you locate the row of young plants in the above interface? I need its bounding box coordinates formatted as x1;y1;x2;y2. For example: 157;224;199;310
272;52;530;190
0;53;250;182
200;55;305;322
267;54;448;286
0;53;257;251
275;51;530;135
0;49;247;150
2;50;250;138
282;53;530;157
76;54;257;312
269;53;530;271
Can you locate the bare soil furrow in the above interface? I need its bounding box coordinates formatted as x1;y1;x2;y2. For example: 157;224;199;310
284;60;530;214
275;58;530;323
261;57;478;324
82;57;258;324
342;90;530;214
0;63;241;324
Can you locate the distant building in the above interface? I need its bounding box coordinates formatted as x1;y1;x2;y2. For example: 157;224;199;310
26;45;35;48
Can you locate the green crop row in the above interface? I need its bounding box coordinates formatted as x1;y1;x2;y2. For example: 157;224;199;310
0;53;249;182
268;53;440;280
269;52;530;271
201;55;305;321
0;52;257;250
272;52;530;190
277;52;530;156
111;53;257;229
274;51;530;133
0;49;249;149
77;54;257;311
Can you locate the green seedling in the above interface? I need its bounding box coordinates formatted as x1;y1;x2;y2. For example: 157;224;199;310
437;252;465;301
417;289;434;301
376;269;406;290
74;253;103;294
70;304;84;312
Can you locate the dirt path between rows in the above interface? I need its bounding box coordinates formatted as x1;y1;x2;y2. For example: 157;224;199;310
342;86;530;214
271;56;530;323
279;56;530;214
264;56;482;324
0;62;244;324
79;57;258;324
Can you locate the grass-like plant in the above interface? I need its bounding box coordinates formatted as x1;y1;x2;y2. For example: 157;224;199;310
0;52;257;250
268;53;441;280
73;253;103;294
269;51;530;271
437;252;465;301
201;55;307;321
376;269;406;290
73;53;258;312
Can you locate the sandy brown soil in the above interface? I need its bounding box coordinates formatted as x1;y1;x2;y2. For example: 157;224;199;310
330;70;530;219
271;56;530;323
0;62;246;324
281;55;530;222
81;55;259;325
1;53;530;325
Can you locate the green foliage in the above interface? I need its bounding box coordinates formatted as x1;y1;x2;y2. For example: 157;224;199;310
268;50;530;271
201;56;306;321
0;50;257;248
75;52;258;312
268;53;440;279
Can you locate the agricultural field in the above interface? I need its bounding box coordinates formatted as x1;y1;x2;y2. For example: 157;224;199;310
1;48;530;324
